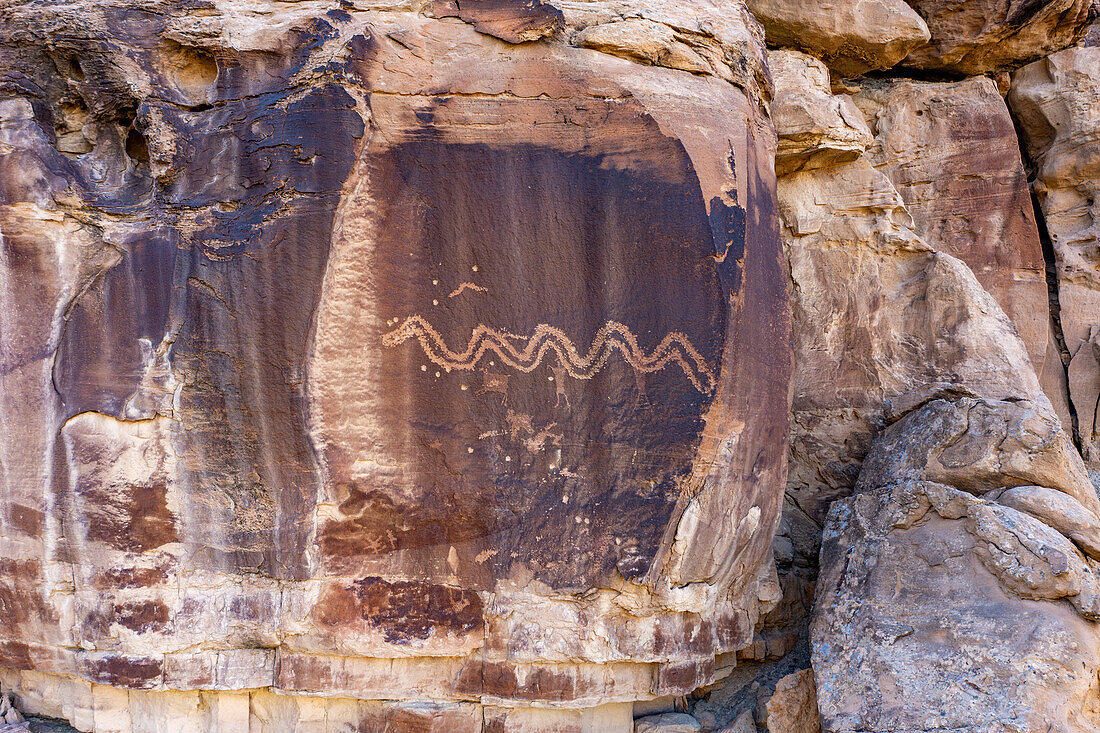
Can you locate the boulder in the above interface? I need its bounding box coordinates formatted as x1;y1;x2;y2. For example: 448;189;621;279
855;397;1097;511
901;0;1097;74
719;709;757;733
745;0;929;76
1085;17;1100;45
769;50;873;176
0;694;22;727
813;478;1100;732
764;669;820;733
633;712;703;733
999;485;1100;560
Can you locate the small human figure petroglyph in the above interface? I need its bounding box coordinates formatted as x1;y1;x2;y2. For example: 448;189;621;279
551;362;570;409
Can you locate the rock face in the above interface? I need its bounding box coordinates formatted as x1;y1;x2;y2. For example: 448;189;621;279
745;0;929;76
1086;17;1100;44
812;389;1100;733
1010;42;1100;472
764;669;820;733
755;46;1100;733
854;76;1072;428
813;479;1100;733
901;0;1098;74
633;712;704;733
771;50;1057;593
769;50;872;177
6;0;1100;731
0;0;791;730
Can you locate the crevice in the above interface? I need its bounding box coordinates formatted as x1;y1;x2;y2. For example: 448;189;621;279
1030;184;1081;448
834;63;971;86
125;127;149;166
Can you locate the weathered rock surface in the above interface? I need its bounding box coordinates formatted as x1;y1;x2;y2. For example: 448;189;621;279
1086;17;1100;44
434;0;564;43
0;694;23;729
854;397;1097;509
2;670;635;733
901;0;1098;74
813;479;1100;732
742;55;1050;704
564;0;772;101
633;712;703;733
1010;42;1100;472
721;709;757;733
769;50;872;177
6;0;1100;730
999;484;1100;559
854;76;1072;428
763;669;820;733
0;0;790;729
780;154;1055;543
745;0;929;76
754;43;1100;733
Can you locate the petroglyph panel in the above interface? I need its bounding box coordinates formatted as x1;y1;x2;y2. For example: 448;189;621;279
313;123;738;588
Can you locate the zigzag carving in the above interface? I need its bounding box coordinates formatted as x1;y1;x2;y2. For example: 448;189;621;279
382;315;717;394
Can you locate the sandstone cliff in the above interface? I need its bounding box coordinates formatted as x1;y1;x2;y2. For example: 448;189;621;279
0;1;1099;732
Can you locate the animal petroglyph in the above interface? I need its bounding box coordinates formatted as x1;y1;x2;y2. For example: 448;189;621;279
505;411;562;454
478;412;564;455
382;316;717;394
505;410;534;441
448;282;488;298
524;426;562;454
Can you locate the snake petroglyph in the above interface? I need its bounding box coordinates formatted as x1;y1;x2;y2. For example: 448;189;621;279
381;315;717;394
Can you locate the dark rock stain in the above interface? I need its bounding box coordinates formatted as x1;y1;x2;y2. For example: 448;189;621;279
81;655;163;689
433;0;565;43
115;600;171;632
7;504;43;536
324;122;732;589
1005;0;1051;29
166;83;363;578
0;642;33;669
54;232;176;417
455;659;590;701
4;9;367;580
0;560;53;629
93;564;169;590
77;471;178;552
315;577;483;643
